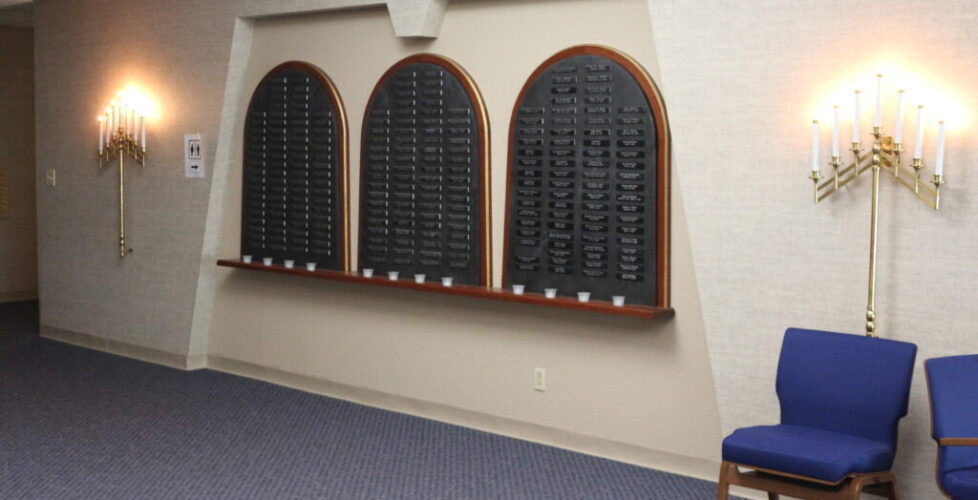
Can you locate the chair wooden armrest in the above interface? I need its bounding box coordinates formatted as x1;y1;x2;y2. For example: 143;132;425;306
939;438;978;446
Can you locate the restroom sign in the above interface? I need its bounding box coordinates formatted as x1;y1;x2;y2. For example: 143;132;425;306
184;133;206;178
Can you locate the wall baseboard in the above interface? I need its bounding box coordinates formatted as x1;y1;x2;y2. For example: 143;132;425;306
206;354;733;489
37;328;763;499
0;290;38;303
40;325;206;371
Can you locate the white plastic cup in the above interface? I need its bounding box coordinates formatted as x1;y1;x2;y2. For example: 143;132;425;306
414;274;426;284
284;259;295;269
388;271;399;280
512;284;525;295
305;262;317;271
441;277;453;287
577;292;591;302
262;257;273;266
544;288;557;299
612;295;626;307
242;255;253;263
362;268;374;278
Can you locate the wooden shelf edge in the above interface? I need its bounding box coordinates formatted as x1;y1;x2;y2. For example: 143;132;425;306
216;259;675;320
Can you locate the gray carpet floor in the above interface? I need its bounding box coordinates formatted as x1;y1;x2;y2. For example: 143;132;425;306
0;302;734;499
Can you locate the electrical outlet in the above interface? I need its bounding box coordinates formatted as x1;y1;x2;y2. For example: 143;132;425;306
45;169;56;187
534;367;546;392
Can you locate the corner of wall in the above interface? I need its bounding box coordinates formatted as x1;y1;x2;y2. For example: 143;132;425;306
187;17;255;357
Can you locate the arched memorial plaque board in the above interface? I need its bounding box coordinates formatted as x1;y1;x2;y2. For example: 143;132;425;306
242;62;350;270
359;54;491;286
503;46;670;307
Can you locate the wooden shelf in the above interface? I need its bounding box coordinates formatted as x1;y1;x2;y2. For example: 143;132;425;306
217;259;675;320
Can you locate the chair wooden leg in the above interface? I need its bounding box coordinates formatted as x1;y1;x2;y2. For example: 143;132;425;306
884;476;899;500
767;493;779;500
846;476;868;500
716;461;734;500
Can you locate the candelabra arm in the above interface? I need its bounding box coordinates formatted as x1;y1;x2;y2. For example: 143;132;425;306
815;153;872;203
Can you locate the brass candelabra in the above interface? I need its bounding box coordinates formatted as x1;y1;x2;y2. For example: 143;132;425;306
98;97;147;257
810;114;945;337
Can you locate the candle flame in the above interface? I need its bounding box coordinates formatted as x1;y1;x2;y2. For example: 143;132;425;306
120;86;159;121
812;70;967;132
104;85;160;122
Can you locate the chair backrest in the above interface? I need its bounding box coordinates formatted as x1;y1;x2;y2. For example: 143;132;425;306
926;355;978;475
776;328;918;446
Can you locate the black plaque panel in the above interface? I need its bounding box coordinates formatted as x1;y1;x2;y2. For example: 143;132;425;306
242;62;347;270
359;57;487;286
505;51;660;305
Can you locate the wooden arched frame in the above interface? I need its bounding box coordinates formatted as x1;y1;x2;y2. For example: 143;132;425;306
243;61;351;271
359;53;492;286
501;45;671;308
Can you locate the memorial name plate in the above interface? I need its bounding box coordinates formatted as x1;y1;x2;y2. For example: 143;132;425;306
359;55;490;286
504;46;670;306
243;62;349;270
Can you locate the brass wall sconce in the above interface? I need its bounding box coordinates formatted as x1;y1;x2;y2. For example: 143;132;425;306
97;92;148;257
809;74;947;337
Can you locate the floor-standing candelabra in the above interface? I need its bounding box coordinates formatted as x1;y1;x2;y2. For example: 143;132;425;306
809;74;947;337
98;94;147;257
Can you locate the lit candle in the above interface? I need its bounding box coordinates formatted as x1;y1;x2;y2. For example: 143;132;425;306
935;121;946;176
874;74;883;128
110;101;118;133
894;90;906;144
914;105;925;159
104;109;111;144
811;120;820;172
832;105;840;157
852;90;861;144
129;109;135;138
122;101;129;135
98;116;105;154
140;115;146;149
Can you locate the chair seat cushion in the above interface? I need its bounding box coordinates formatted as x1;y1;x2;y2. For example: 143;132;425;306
722;424;894;483
944;467;978;500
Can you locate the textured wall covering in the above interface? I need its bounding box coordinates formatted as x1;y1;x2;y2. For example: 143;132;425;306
34;0;235;353
204;0;725;480
0;26;36;301
647;0;978;497
33;0;385;354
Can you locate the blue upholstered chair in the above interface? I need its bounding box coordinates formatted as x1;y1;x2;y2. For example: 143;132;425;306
926;355;978;499
716;328;917;500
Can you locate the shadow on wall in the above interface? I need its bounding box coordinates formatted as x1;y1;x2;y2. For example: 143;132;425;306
0;300;39;355
223;270;673;341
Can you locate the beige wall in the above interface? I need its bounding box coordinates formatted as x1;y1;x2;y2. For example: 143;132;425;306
648;0;978;497
33;0;727;485
205;0;725;478
0;25;36;302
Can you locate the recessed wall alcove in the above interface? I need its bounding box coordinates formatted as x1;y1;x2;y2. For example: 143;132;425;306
201;0;722;487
